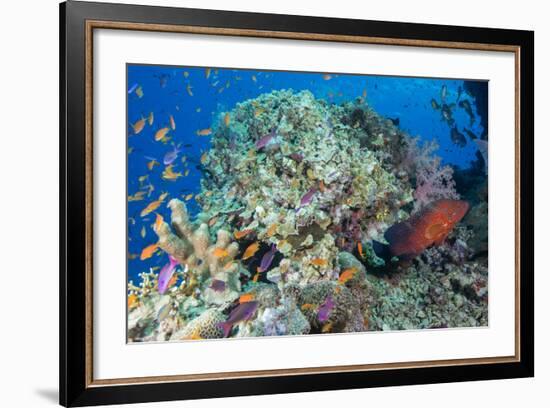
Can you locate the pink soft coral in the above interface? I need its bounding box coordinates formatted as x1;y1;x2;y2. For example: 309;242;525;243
413;156;459;213
399;137;459;213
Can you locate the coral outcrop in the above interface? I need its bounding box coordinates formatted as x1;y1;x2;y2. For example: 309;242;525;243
128;88;488;342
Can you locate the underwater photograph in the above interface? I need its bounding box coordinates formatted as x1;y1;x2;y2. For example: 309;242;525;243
126;64;489;342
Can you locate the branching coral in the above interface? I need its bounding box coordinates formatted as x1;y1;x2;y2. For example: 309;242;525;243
153;198;243;304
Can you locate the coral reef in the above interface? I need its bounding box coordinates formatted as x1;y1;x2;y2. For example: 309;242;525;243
128;88;488;342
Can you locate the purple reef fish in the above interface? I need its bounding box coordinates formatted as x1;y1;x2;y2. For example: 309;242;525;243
255;129;276;150
317;295;334;322
296;187;317;212
210;279;226;293
258;244;277;273
218;301;259;337
163;145;181;165
289;153;304;162
128;83;139;94
157;255;179;295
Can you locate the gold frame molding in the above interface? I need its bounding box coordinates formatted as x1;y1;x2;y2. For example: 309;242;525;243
84;20;521;388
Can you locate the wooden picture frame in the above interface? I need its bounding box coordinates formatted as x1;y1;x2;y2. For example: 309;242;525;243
60;1;534;406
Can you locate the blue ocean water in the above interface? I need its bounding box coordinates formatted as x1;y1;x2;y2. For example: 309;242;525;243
127;64;486;283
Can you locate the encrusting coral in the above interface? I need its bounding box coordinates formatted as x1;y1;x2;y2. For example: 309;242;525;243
128;88;488;342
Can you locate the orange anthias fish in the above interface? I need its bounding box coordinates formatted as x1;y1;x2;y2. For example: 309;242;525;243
239;293;255;303
132;118;146;134
140;200;162;217
154;213;164;230
140;243;158;260
234;229;253;240
196;128;212;136
338;267;358;285
128;293;139;309
212;248;229;258
265;223;277;238
224;112;231;127
169;114;176;130
155;127;170;141
357;242;365;259
310;258;328;267
377;199;469;260
242;242;260;260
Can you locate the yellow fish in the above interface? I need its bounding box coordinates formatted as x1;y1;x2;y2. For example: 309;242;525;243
196;128;212;137
135;86;144;98
242;242;259;260
148;111;154;126
169;114;176;130
162;165;182;181
140;226;146;238
200;152;208;164
322;74;332;80
212;248;229;258
251;75;257;82
224;112;231;127
205;68;211;79
140;243;158;260
132;118;146;134
184;193;194;201
310;258;328;267
155;127;170;141
159;192;169;201
184;169;189;177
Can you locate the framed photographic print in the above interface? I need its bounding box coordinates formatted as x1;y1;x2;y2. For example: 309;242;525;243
60;1;534;406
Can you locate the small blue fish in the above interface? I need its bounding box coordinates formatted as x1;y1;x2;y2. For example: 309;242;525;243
163;145;181;165
128;83;138;94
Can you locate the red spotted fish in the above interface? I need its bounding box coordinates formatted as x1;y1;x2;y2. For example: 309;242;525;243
375;199;469;260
